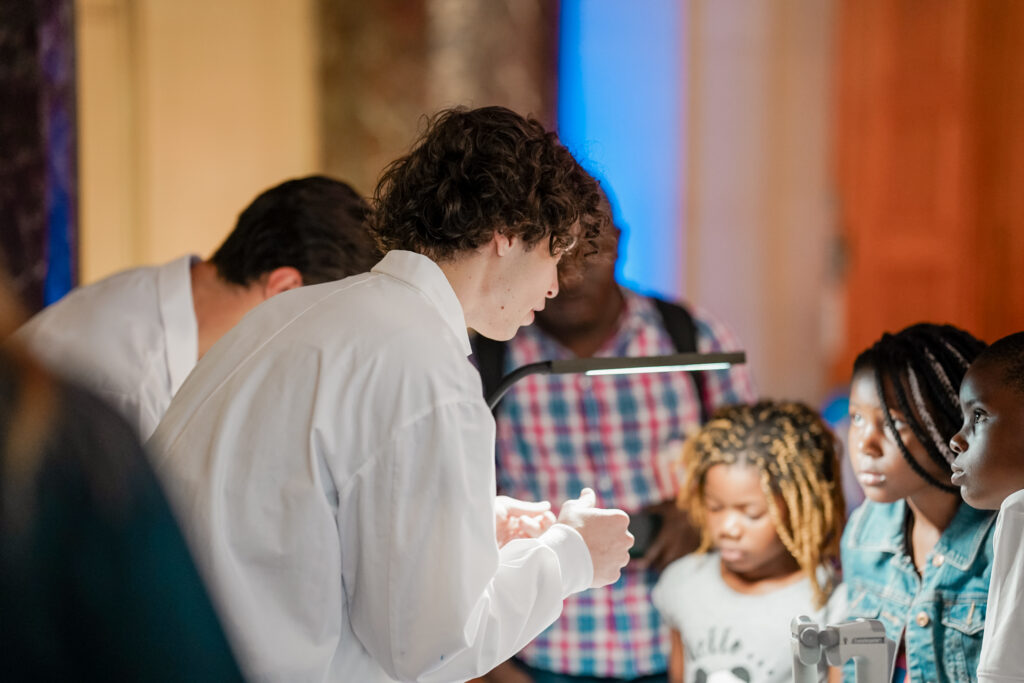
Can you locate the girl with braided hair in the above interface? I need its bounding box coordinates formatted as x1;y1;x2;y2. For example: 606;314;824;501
652;400;847;683
842;323;995;683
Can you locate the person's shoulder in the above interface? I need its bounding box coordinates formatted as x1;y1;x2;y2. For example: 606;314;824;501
1001;488;1024;514
288;273;482;397
19;263;164;339
632;290;747;356
653;552;720;621
842;500;905;550
60;262;164;304
660;551;718;585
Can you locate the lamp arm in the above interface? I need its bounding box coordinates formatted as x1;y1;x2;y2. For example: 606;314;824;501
483;351;745;411
549;352;744;375
486;360;554;410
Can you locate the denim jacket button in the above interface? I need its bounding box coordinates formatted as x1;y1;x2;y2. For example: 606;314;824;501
915;611;931;627
931;554;945;567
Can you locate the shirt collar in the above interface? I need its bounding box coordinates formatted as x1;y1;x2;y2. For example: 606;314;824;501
372;250;472;357
850;499;996;570
935;502;997;570
157;255;200;393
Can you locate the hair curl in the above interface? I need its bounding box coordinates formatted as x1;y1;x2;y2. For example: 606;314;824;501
853;323;986;493
371;106;608;275
679;400;845;609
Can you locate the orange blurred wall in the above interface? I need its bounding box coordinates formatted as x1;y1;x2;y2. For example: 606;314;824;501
834;0;1024;376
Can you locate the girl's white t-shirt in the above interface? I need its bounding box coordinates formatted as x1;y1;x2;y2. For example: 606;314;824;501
652;552;846;683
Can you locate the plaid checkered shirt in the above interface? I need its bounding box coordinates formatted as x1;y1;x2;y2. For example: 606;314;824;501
493;288;757;678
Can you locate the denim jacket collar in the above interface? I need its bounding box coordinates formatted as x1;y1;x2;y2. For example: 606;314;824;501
847;500;996;570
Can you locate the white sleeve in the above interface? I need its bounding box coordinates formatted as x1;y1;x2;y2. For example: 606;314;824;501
342;399;593;683
977;499;1024;683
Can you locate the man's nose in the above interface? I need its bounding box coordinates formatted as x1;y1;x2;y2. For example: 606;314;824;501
546;271;559;299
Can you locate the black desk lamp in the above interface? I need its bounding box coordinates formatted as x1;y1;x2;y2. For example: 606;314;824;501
485;351;746;410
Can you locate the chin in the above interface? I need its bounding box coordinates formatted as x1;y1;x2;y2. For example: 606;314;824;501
961;486;1001;511
861;488;901;506
475;326;516;343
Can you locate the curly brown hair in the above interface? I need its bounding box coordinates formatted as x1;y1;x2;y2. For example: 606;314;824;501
679;400;846;609
371;106;608;273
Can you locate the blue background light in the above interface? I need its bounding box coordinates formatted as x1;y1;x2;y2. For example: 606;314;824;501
558;0;684;299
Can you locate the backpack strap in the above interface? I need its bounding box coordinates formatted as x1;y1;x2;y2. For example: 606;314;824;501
652;297;710;424
472;334;507;410
473;298;713;423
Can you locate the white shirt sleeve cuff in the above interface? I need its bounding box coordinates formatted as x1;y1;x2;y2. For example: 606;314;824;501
537;523;593;597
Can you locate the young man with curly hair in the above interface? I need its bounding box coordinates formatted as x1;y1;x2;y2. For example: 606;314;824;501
150;106;633;683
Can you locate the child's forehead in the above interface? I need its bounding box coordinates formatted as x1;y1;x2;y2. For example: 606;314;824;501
966;360;1015;397
850;371;915;416
964;359;1024;406
704;461;764;491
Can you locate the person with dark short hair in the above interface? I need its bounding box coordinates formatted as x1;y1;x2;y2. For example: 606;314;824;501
17;176;377;439
149;106;635;682
950;331;1024;682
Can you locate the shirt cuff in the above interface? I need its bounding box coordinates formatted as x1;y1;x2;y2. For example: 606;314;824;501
537;523;593;597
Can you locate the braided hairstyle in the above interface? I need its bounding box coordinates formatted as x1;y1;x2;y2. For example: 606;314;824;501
679;400;845;609
853;323;986;494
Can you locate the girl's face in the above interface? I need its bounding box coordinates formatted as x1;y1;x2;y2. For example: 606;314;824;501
847;369;946;503
703;462;796;581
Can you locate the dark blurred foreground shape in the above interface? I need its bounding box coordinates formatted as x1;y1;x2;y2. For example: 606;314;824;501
0;279;243;681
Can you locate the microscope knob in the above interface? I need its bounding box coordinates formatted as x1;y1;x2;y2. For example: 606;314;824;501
799;630;819;647
819;627;840;649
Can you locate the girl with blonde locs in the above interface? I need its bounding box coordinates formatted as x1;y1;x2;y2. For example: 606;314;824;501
681;400;846;607
652;400;847;683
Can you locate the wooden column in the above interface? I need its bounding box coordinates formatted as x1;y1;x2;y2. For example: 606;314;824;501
318;0;559;197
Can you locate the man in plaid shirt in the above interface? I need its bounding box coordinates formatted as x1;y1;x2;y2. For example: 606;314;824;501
478;215;756;683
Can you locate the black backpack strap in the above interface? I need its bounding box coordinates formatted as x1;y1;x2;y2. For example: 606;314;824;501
652;297;711;424
471;335;507;411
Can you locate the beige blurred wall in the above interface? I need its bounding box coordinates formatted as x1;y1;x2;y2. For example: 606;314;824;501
76;0;320;284
685;0;840;403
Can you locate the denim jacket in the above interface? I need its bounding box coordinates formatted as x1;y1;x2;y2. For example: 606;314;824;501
841;500;997;683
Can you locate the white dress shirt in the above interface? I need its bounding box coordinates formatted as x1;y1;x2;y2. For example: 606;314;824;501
16;256;198;440
150;250;593;683
977;488;1024;683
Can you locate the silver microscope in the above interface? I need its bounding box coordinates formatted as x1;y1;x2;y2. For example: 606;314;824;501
791;616;896;683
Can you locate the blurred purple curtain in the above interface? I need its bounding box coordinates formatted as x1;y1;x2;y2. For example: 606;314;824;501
0;0;77;313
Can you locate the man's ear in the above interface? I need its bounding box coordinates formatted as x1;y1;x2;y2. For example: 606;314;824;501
493;231;514;257
261;266;303;299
